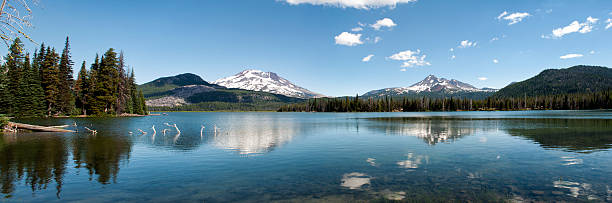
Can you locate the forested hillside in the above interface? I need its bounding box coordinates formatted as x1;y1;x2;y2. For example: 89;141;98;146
494;65;612;98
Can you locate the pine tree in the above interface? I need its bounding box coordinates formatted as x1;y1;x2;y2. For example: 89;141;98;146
41;47;61;116
138;89;147;115
58;36;75;115
0;58;9;115
91;49;119;115
5;38;26;114
115;51;128;114
16;55;45;117
74;61;88;115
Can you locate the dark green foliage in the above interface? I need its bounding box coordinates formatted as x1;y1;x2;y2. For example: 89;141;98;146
5;39;25;114
1;37;146;117
41;47;62;116
279;91;612;112
90;49;120;115
186;89;303;104
494;65;612;98
15;55;45;117
139;73;221;97
57;37;75;115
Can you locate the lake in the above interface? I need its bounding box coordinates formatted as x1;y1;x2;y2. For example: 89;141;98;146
2;111;612;202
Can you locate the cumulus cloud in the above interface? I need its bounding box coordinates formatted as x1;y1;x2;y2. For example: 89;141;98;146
560;54;583;59
458;40;477;48
388;49;431;67
334;32;363;46
544;17;599;38
497;11;530;25
281;0;416;10
493;59;499;64
362;54;374;62
478;77;488;81
371;18;397;30
351;27;363;32
400;68;407;72
606;19;612;30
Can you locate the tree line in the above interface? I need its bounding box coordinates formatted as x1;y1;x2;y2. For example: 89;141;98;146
278;91;612;112
0;37;147;118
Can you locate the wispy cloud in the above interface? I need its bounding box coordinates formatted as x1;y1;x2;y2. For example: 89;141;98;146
606;19;612;30
362;54;374;62
497;11;530;25
458;40;477;48
560;53;583;59
493;59;499;64
543;17;599;39
281;0;416;10
478;77;488;81
371;18;397;30
388;49;431;67
351;27;363;32
334;32;363;46
373;36;382;43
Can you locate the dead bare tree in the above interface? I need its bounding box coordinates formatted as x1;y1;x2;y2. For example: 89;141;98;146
0;0;37;46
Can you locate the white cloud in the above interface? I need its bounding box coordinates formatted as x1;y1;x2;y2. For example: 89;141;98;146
388;49;431;67
371;18;397;30
478;77;488;81
545;17;599;38
490;37;499;42
334;32;363;46
497;11;530;25
560;53;583;59
449;48;454;52
351;27;363;32
493;59;499;64
374;36;382;43
399;68;407;72
362;54;374;62
281;0;416;10
451;55;456;60
458;40;477;48
606;19;612;30
590;50;596;54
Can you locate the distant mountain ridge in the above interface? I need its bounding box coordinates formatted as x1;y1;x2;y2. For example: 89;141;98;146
139;73;304;110
213;69;324;99
363;75;496;99
493;65;612;98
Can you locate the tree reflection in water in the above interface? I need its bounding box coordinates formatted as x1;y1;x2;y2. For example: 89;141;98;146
0;132;132;198
0;133;67;198
71;134;132;184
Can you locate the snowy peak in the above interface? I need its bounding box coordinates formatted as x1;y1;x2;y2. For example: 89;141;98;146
363;75;497;98
213;69;324;99
407;75;481;92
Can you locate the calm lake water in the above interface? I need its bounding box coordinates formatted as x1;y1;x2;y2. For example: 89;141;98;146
2;111;612;202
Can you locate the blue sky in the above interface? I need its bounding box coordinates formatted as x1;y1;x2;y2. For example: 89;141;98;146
10;0;612;96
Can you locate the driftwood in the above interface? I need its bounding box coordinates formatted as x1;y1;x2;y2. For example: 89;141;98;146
50;125;70;129
83;127;97;135
7;122;75;132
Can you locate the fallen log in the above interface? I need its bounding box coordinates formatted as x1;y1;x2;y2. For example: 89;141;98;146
8;122;75;133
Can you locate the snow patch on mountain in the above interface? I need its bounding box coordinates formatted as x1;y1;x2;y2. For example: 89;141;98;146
365;75;497;96
213;69;324;99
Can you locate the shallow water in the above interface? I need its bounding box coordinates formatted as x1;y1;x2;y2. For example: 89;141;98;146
2;111;612;202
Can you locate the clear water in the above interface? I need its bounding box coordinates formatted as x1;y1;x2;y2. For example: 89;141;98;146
2;111;612;202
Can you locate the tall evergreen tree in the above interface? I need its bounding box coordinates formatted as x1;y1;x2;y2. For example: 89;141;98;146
91;49;119;115
74;61;89;115
16;55;45;117
115;51;128;114
58;36;75;115
5;38;26;114
0;56;9;115
41;47;61;116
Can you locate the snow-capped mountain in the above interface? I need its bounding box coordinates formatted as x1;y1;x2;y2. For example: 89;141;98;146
363;75;497;98
213;69;324;99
